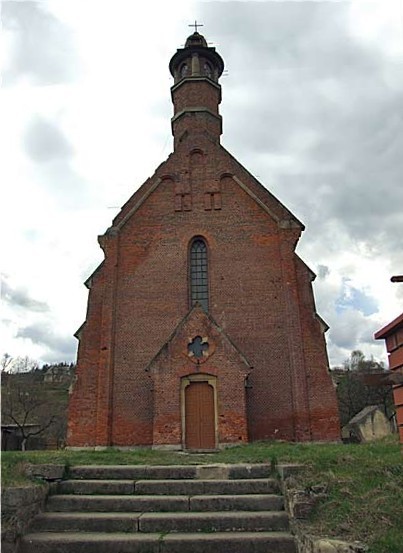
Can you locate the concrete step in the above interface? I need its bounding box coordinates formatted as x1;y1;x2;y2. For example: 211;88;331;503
20;531;296;553
68;463;272;481
30;512;141;533
160;532;296;553
46;494;190;512
57;477;280;496
139;511;289;533
19;532;161;553
135;478;280;495
189;493;284;512
68;465;198;480
46;492;283;513
20;464;296;553
58;479;135;495
31;510;288;533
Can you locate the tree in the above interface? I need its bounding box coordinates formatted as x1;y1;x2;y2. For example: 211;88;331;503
10;355;39;373
1;353;13;372
1;357;75;450
2;356;51;450
2;382;56;451
334;350;394;427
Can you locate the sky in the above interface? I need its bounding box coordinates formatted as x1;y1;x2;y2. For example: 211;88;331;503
1;0;403;368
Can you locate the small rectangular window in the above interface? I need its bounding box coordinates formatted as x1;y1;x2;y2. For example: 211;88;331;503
174;194;182;211
213;192;222;210
204;193;212;210
175;193;192;212
183;194;192;211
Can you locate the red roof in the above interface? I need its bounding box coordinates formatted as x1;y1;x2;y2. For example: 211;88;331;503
374;312;403;339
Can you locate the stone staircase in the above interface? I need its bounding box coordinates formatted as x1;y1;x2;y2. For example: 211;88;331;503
20;464;297;553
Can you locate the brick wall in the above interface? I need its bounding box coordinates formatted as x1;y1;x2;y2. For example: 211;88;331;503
375;315;403;443
67;55;340;447
67;129;340;446
149;306;250;447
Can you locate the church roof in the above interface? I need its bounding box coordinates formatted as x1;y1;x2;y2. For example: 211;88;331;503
109;143;304;233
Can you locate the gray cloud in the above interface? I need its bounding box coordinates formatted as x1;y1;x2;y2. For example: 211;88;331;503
16;322;76;361
33;159;93;209
22;115;93;209
331;310;381;350
24;116;74;163
3;0;79;86
1;276;49;312
317;265;330;280
199;1;403;273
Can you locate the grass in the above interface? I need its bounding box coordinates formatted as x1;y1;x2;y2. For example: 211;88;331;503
1;437;402;552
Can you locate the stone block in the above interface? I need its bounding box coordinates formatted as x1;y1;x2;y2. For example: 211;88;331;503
196;464;229;480
2;486;47;511
310;537;368;553
228;464;272;479
286;488;327;519
296;533;368;553
277;464;304;480
26;464;66;482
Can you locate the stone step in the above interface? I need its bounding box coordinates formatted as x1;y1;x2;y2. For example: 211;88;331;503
19;532;160;553
31;510;288;533
58;479;135;495
68;465;198;480
58;477;280;496
139;510;289;533
68;463;272;481
190;493;284;512
30;512;141;533
160;532;296;553
46;493;284;512
135;478;280;495
20;531;296;553
46;494;189;512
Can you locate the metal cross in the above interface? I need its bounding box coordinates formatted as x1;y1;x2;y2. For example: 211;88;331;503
189;20;203;33
188;336;209;359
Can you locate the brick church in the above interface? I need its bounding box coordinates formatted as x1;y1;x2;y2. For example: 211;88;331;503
67;31;340;449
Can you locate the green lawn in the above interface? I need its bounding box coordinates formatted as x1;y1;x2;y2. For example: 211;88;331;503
2;437;402;553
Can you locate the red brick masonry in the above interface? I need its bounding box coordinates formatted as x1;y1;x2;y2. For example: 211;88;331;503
67;33;340;448
375;313;403;443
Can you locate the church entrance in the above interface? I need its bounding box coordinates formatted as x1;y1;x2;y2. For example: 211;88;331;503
182;376;217;450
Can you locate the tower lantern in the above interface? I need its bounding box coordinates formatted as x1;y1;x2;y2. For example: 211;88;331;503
169;31;225;146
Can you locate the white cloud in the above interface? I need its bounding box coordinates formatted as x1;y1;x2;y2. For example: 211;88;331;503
1;0;402;367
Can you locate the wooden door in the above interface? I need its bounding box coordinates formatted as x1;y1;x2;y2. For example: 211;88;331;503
185;382;216;450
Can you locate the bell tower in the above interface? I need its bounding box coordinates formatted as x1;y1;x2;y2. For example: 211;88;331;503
169;30;225;148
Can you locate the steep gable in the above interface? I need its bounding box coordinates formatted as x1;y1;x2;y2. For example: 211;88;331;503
104;136;304;238
146;303;253;374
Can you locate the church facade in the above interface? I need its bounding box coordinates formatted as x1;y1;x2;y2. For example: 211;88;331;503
67;32;340;449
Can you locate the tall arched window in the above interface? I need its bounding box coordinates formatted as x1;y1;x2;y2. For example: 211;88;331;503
190;238;208;311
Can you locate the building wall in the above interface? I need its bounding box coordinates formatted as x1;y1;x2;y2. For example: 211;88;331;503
377;321;403;443
149;306;250;448
67;132;340;446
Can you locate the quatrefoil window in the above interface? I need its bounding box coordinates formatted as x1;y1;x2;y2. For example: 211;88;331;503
188;336;209;359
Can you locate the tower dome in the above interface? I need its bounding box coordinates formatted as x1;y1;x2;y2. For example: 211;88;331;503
169;31;224;84
185;31;208;48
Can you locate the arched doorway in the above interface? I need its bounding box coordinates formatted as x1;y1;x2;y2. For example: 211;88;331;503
182;374;217;450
